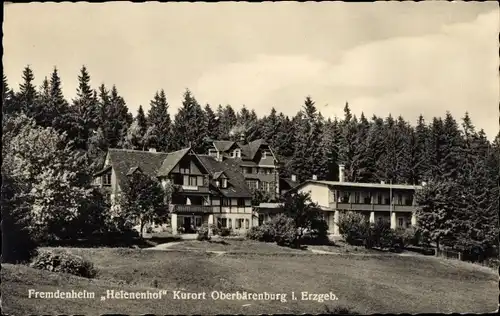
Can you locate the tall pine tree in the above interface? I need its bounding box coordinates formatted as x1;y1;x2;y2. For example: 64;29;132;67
147;89;172;152
172;89;206;152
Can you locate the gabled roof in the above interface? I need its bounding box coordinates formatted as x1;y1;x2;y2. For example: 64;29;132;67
212;138;273;162
94;165;112;177
126;166;142;176
213;141;236;152
198;155;252;198
107;148;170;190
213;171;228;180
157;148;192;177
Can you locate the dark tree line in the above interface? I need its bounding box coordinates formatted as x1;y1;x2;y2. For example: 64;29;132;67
3;65;499;260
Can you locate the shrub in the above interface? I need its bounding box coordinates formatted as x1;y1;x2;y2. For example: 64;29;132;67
369;220;394;249
219;227;231;237
209;224;219;236
337;212;369;245
246;223;275;242
30;249;98;278
393;227;417;249
196;224;211;241
272;214;297;247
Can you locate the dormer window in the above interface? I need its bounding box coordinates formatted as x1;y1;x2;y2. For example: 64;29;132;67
232;149;241;158
222;178;228;188
103;173;112;186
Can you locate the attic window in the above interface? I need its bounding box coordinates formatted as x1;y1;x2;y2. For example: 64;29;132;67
103;173;112;186
222;178;228;188
233;149;241;158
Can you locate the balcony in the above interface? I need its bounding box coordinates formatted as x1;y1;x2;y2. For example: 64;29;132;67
334;203;416;213
170;204;213;214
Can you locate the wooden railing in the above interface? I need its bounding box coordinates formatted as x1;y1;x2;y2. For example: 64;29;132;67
170;204;213;214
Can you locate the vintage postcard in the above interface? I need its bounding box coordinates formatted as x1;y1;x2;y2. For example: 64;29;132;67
2;1;498;315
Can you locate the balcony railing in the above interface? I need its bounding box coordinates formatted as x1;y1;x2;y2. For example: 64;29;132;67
170;204;213;214
334;203;416;213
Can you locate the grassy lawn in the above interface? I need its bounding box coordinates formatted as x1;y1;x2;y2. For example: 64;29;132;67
166;239;306;254
2;244;497;315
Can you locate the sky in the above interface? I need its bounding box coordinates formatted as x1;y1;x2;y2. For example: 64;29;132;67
3;2;499;139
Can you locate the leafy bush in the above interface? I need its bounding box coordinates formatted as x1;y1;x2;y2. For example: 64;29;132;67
196;224;211;241
393;227;417;249
337;212;369;245
246;222;275;242
209;224;219;236
219;227;231;237
369;220;394;249
30;249;98;278
272;214;297;247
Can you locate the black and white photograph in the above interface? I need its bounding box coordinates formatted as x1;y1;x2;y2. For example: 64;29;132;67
1;2;498;315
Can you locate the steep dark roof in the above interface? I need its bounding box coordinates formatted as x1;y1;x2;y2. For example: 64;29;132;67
107;148;169;190
280;178;298;190
213;141;235;152
157;148;191;177
246;139;267;159
198;155;252;198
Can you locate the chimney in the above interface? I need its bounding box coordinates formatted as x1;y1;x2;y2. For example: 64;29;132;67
148;148;157;153
291;174;297;182
339;164;345;182
312;175;318;180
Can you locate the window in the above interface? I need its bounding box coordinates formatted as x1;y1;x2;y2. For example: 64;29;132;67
197;176;204;186
189;176;197;186
222;178;228;188
397;194;403;205
228;218;232;228
237;198;245;207
384;196;390;205
340;192;350;203
247;167;253;174
236;218;244;229
377;194;383;205
364;194;372;204
208;148;218;157
195;217;202;227
354;192;361;203
241;167;246;174
246;180;258;191
218;218;227;228
179;161;190;174
262;182;269;192
398;217;404;228
233;149;241;158
245;219;249;229
103;173;112;186
262;151;267;159
405;195;413;206
222;198;230;206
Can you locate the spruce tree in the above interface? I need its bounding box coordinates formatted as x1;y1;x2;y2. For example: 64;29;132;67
203;104;219;145
2;74;16;116
16;66;38;118
69;65;100;150
102;85;132;148
147;89;172;152
49;68;70;133
290;97;326;182
172;89;206;152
